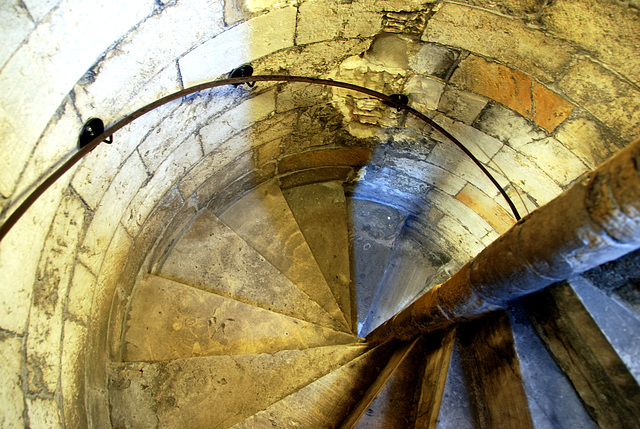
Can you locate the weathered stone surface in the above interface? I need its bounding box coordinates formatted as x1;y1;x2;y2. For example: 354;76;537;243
436;340;475;429
554;116;622;170
436;214;485;261
558;58;640;141
532;82;574;133
21;0;57;22
362;231;445;335
0;332;25;428
124;275;358;361
0;1;34;71
26;192;86;394
424;2;575;82
456;0;546;17
219;180;348;329
406;75;445;111
26;397;61;428
67;263;96;325
178;6;296;85
429;186;496;241
109;344;368;428
284;182;354;331
383;10;427;35
438;86;488;124
279;166;355;189
0;0;154;198
279;148;372;173
474;103;547;148
542;0;640;85
409;43;459;79
509;302;597;429
161;209;344;331
231;343;394;429
513;137;588;187
296;0;381;45
61;319;88;429
432;114;503;164
78;153;146;275
451;56;533;119
456;183;516;234
224;0;290;24
347;198;406;331
276;82;328;113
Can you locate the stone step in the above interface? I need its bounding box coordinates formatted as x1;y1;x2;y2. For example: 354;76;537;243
122;274;361;362
158;209;347;332
109;343;369;429
360;228;448;336
230;342;396;429
352;338;426;429
219;180;350;330
346;197;407;334
283;181;355;333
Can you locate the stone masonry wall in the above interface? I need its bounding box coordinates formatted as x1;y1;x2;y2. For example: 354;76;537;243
0;0;639;427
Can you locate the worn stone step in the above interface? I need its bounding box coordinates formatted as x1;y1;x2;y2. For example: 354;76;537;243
109;343;369;429
352;338;426;429
346;197;407;334
283;181;354;333
435;335;475;429
159;209;347;332
219;180;349;330
230;342;396;429
360;229;449;336
122;274;361;362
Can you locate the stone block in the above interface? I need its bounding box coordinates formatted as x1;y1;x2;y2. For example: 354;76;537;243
532;82;574;132
473;103;547;148
491;145;562;206
385;157;466;196
437;86;487;124
432;114;503;163
0;178;68;335
26;192;86;394
0;0;34;70
21;0;56;22
383;10;427;35
513;137;588;187
456;0;546;17
456;183;516;234
257;138;282;166
405;75;445;111
67;262;96;325
278;148;372;173
451;55;533;119
61;320;88;429
78;154;146;275
224;0;290;25
276;82;328;113
122;134;202;237
424;3;575;83
73;0;223;122
365;34;409;69
178;6;296;86
554;116;622;169
409;43;459;79
0;0;155;198
558;58;640;141
0;332;25;428
278;166;355;189
205;162;276;213
26;397;61;428
542;0;640;86
87;388;110;429
429;188;494;239
436;214;485;261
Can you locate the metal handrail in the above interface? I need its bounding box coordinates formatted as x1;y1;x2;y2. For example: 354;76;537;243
0;75;520;242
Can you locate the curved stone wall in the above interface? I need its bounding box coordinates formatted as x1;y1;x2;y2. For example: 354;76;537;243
0;0;638;426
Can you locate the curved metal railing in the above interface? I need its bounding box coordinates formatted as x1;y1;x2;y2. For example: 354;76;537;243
0;75;520;241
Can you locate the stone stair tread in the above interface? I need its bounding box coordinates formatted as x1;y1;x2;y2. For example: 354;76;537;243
159;209;347;332
123;274;361;362
109;343;369;429
361;229;447;336
283;181;354;332
219;180;349;329
352;338;425;429
230;342;396;429
347;197;407;332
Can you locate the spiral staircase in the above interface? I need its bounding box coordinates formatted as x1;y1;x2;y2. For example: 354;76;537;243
106;176;640;428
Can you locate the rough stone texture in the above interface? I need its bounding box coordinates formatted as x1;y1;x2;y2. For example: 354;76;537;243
457;0;547;17
432;114;503;164
66;262;96;325
382;10;427;36
279;166;355;189
160;209;344;331
558;58;640;141
456;183;516;234
283;182;354;331
0;0;34;73
124;275;358;361
531;82;575;133
406;75;445;111
0;332;25;428
424;2;575;83
0;0;155;199
409;43;459;80
509;302;597;429
542;0;640;86
61;319;88;429
178;5;296;85
26;192;86;394
219;180;349;329
296;0;381;45
438;86;488;124
474;103;547;148
554;116;622;170
21;0;58;22
435;340;474;429
109;344;368;428
224;0;292;25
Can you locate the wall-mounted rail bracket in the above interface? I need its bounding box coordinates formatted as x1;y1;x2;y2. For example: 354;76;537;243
229;64;255;87
79;118;112;149
385;94;409;111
